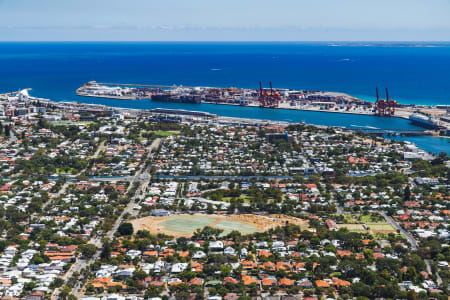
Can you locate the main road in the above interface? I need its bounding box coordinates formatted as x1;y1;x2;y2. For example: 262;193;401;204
67;138;161;297
380;211;418;250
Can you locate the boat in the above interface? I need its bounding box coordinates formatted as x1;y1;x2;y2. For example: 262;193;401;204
409;113;440;129
151;94;201;104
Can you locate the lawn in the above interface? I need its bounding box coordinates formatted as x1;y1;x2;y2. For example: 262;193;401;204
337;224;366;233
367;223;397;234
337;222;397;235
341;213;384;224
154;131;179;137
222;194;252;203
56;167;75;174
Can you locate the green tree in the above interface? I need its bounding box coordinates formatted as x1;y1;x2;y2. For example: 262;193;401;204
50;278;64;289
118;222;134;236
4;125;10;137
405;266;418;281
192;226;223;240
79;244;97;259
100;240;111;261
133;269;148;281
407;290;418;300
59;286;72;300
404;185;411;202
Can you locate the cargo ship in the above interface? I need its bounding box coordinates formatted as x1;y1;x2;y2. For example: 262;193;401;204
76;81;152;100
409;113;440;129
151;94;201;104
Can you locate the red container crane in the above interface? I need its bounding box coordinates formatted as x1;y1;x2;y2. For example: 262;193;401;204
375;87;396;116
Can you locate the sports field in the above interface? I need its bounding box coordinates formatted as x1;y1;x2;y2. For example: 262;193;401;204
130;214;309;237
337;223;396;235
337;224;366;233
159;215;259;235
366;223;397;234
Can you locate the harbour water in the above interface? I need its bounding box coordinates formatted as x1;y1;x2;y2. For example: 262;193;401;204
0;42;449;154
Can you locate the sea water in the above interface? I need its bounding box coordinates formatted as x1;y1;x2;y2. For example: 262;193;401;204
0;42;448;153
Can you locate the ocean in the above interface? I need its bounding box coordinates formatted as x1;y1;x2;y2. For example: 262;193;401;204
0;42;449;154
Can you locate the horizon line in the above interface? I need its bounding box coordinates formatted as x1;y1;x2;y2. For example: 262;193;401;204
1;40;450;43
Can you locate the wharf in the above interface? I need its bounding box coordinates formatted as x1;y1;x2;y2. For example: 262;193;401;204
75;81;447;124
76;90;150;100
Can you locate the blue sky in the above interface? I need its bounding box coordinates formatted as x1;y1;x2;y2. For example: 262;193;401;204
0;0;449;41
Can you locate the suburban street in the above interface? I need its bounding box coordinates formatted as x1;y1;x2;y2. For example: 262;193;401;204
41;141;107;223
67;138;161;298
380;211;418;250
425;259;443;286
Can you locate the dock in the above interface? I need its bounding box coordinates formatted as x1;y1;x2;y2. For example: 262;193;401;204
74;81;450;137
